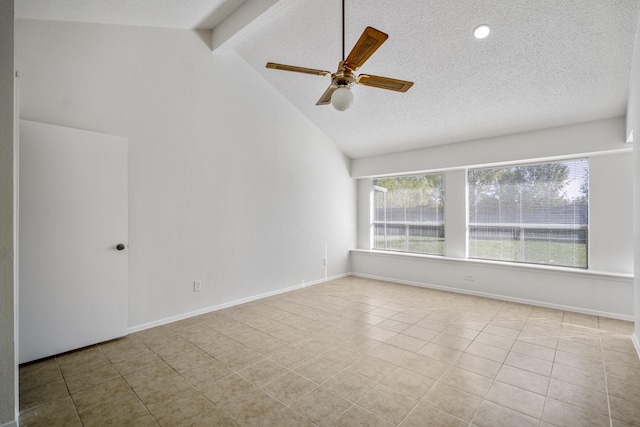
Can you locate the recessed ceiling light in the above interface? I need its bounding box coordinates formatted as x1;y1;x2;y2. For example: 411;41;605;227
473;25;491;39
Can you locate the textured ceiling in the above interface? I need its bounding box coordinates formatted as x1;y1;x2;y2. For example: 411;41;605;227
15;0;247;29
233;0;640;158
16;0;640;159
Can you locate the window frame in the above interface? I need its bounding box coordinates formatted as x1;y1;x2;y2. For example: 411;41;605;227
466;158;589;269
370;172;446;256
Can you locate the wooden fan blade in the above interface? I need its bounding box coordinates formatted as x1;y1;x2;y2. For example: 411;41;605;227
266;62;332;77
343;27;388;71
316;85;337;105
356;74;414;92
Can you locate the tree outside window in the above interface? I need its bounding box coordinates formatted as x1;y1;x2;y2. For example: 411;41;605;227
468;159;588;268
372;174;445;255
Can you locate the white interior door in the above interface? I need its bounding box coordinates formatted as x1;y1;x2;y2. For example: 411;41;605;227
19;120;128;364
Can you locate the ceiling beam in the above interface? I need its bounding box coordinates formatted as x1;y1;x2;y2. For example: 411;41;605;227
211;0;283;53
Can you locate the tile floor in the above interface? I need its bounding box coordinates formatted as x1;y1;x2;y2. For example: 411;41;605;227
19;276;640;426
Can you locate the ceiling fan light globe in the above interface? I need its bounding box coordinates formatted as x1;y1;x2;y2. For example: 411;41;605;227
331;87;353;111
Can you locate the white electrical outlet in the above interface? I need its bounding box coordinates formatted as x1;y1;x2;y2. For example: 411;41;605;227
194;280;202;292
464;274;474;281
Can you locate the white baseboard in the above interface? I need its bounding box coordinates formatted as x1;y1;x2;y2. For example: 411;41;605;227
350;272;635;321
632;334;640;360
128;274;348;334
128;271;634;333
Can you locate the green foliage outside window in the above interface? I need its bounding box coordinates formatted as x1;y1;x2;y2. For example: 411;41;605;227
373;174;445;255
468;159;589;268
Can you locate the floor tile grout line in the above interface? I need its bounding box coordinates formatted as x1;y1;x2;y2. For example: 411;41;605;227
351;381;418;426
18;278;639;426
54;355;85;427
400;349;471;426
118;366;162;426
537;327;561;427
119;335;244;426
116;340;179;425
596;316;614;427
216;345;356;425
469;309;553;426
599;335;614;427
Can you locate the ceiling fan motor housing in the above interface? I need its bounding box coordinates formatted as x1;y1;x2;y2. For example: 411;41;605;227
332;69;355;88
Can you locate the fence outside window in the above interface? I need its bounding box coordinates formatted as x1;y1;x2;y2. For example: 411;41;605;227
372;174;445;256
468;159;589;268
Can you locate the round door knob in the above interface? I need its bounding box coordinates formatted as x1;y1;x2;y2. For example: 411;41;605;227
116;244;126;251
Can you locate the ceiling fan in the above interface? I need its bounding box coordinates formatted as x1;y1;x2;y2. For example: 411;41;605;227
265;0;414;111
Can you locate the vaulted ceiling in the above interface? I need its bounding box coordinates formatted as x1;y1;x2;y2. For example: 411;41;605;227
16;0;640;158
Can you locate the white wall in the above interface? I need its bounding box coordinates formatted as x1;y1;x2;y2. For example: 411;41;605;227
353;119;635;319
629;13;640;347
635;116;640;346
15;20;356;329
627;13;640;143
352;117;628;178
589;152;634;273
0;1;16;425
352;251;633;318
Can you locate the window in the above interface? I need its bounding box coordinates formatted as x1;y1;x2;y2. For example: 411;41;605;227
468;159;588;268
372;173;444;255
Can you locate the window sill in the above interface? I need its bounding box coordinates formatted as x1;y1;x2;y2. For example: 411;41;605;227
350;249;634;281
